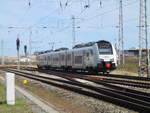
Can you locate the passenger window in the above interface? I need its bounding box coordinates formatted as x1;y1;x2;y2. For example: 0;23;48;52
75;56;82;64
90;50;93;55
86;53;90;60
86;53;89;57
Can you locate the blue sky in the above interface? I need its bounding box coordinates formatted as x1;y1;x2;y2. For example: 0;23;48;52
0;0;150;56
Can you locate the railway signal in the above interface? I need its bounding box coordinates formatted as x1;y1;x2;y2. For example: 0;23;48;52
24;45;27;56
16;38;20;51
16;36;20;70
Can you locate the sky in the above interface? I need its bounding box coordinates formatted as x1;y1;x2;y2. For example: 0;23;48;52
0;0;150;56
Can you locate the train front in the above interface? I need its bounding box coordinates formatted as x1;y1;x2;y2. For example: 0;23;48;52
96;40;117;73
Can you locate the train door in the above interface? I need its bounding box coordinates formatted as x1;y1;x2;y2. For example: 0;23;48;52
51;55;54;67
65;51;67;67
83;50;86;69
50;54;52;66
84;50;90;68
58;53;61;67
56;54;60;67
72;51;74;67
67;53;71;67
84;49;94;68
74;50;83;69
59;53;62;67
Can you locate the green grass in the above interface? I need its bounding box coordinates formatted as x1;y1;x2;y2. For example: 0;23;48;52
0;82;33;113
117;56;139;73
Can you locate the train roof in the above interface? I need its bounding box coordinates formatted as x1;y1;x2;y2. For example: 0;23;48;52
36;40;112;55
73;42;95;49
73;40;111;49
55;47;68;51
35;47;68;55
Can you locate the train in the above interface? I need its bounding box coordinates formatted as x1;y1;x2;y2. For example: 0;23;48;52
36;40;117;74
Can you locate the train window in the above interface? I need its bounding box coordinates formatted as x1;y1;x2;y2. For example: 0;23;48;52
97;41;113;55
75;56;82;64
86;53;89;57
86;52;90;60
90;50;93;55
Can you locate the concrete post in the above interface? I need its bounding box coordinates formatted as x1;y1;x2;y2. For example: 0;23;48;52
6;73;15;105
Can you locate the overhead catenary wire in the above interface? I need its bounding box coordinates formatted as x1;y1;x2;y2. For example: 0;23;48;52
51;0;139;34
78;0;98;16
78;17;139;30
79;0;138;22
1;0;145;56
27;0;138;34
2;0;140;37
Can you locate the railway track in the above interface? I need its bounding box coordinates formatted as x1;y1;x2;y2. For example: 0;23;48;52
35;69;150;100
18;66;150;89
0;67;150;112
100;78;150;88
8;66;150;81
5;66;150;89
39;70;150;89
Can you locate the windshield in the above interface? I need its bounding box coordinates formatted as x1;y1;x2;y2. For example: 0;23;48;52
97;41;113;55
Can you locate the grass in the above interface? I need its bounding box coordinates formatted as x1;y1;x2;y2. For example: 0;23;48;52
117;56;139;73
0;82;33;113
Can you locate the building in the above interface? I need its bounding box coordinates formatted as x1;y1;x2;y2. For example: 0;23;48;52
124;49;150;57
1;55;36;64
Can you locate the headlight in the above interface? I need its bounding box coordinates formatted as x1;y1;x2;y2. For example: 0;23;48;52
100;58;104;61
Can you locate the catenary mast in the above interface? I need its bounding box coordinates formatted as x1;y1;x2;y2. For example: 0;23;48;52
138;0;149;77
